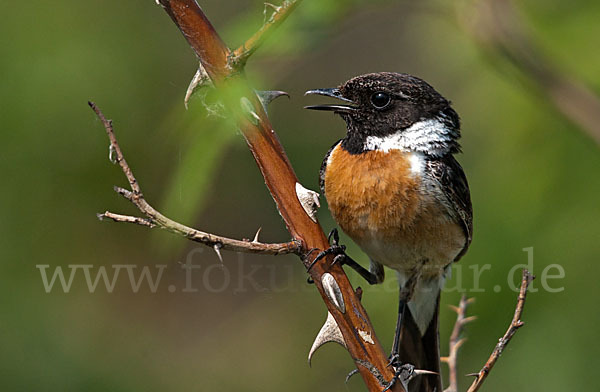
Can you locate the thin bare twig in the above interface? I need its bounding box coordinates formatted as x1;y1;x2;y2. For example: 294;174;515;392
442;295;476;392
97;211;155;227
466;269;535;392
89;101;300;256
229;0;303;69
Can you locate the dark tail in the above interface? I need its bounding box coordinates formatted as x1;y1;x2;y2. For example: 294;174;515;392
399;295;443;392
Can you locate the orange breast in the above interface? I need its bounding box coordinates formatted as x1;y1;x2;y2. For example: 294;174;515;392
324;144;421;241
324;144;466;273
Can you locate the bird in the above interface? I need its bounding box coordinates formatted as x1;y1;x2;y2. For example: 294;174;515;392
305;72;473;392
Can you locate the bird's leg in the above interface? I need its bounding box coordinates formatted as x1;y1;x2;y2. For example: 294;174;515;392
308;229;382;285
383;299;415;392
390;295;407;366
384;274;421;391
332;254;383;285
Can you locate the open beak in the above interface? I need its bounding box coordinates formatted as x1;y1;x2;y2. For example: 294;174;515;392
304;88;357;113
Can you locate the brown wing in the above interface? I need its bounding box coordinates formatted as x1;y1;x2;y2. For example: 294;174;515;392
426;155;473;261
319;139;342;195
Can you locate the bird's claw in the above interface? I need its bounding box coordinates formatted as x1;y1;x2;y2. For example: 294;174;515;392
306;245;346;271
307;228;347;272
382;362;416;392
327;228;340;245
387;354;400;368
382;356;438;392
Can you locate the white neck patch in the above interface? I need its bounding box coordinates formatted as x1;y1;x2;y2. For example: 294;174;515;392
408;152;425;176
363;118;453;157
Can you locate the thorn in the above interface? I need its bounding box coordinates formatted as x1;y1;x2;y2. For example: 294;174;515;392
213;243;223;263
184;64;212;109
440;356;449;363
264;2;280;12
308;312;346;366
455;338;467;350
321;273;345;313
449;305;460;314
413;369;439;377
463;315;478;324
108;144;117;164
113;186;133;200
262;2;281;23
355;286;363;300
358;329;374;345
465;372;480;377
256;90;289;109
345;369;359;383
295;183;320;223
252;227;262;243
96;213;105;221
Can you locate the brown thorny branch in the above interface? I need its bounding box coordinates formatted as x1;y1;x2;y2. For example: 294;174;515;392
92;1;404;391
90;1;536;391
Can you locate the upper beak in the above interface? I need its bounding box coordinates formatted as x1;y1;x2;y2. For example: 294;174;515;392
304;88;357;112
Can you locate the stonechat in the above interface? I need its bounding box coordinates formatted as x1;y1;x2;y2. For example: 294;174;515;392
306;72;473;392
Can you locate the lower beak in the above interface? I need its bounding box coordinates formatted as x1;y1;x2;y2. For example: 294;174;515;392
304;88;357;112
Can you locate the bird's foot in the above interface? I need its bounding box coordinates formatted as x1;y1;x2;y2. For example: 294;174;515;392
384;355;438;391
306;228;383;285
383;357;416;392
307;228;347;272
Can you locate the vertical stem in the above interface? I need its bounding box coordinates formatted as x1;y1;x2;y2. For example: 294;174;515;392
156;1;403;390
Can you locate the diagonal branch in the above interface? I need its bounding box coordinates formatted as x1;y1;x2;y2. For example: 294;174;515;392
89;101;299;256
442;295;476;392
229;0;303;69
155;1;403;390
466;269;535;392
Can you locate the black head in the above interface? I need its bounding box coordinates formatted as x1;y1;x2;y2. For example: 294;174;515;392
305;72;461;156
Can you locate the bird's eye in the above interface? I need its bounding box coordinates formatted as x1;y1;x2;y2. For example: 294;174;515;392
370;92;391;109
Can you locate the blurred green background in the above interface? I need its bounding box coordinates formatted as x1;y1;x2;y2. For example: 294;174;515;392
1;0;599;391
